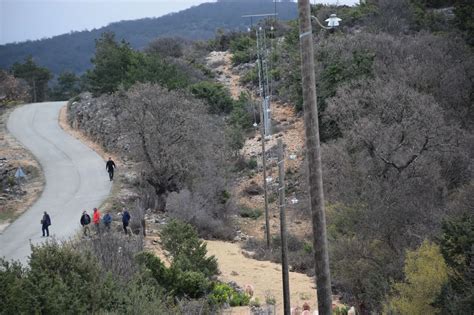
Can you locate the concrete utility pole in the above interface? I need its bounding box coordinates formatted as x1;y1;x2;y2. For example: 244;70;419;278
297;1;333;314
277;138;290;314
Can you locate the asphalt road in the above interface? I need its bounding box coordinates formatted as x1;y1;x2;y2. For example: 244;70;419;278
0;102;111;263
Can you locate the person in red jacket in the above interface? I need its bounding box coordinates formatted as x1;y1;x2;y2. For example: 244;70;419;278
93;208;101;235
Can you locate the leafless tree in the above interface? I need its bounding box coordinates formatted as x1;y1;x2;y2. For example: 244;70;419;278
315;32;474;129
0;70;29;105
320;78;471;312
116;83;227;212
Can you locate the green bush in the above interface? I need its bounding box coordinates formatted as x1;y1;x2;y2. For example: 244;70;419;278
240;206;263;220
160;219;219;278
333;305;350;315
247;158;258;170
225;126;245;155
0;241;173;314
174;270;212;298
229;93;254;130
208;283;250;307
135;252;212;299
241;68;258;85
231;51;254;66
229;35;257;66
190;81;234;114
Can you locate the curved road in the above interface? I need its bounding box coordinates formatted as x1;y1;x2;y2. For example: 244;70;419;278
0;102;111;263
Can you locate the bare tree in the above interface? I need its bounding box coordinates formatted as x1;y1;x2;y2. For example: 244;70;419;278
0;70;29;105
321;78;471;313
117;83;226;211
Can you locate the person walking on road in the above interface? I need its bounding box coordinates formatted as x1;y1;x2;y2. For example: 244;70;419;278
103;211;112;231
80;211;91;236
122;209;131;235
93;208;101;235
41;211;51;237
106;157;116;181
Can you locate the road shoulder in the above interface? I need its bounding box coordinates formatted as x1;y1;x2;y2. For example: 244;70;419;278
0;105;44;233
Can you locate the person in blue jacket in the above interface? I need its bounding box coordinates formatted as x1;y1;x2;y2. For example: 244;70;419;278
122;209;131;235
103;211;112;231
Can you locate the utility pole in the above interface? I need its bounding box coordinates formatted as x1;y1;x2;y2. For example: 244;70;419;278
259;100;271;249
297;1;333;314
278;138;290;314
243;14;276;248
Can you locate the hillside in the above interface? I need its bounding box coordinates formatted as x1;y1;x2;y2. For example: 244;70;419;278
0;0;297;75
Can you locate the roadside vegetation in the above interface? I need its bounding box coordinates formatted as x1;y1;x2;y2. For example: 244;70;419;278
0;0;472;314
0;220;253;314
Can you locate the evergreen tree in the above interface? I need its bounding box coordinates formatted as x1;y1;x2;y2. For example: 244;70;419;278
51;71;81;100
11;56;52;102
86;32;137;96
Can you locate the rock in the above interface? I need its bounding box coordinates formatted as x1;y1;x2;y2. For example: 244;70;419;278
241;250;256;259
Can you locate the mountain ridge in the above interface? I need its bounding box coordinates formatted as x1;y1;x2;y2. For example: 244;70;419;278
0;1;297;75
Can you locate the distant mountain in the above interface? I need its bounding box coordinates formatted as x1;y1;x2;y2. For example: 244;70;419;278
0;0;297;76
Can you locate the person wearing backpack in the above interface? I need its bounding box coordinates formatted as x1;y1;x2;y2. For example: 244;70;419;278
80;211;91;236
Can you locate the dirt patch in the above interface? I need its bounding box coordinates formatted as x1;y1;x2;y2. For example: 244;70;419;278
0;105;44;233
206;240;318;313
207;51;243;99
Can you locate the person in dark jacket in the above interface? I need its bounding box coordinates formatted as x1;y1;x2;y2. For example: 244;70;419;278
80;211;91;236
105;157;116;181
103;211;112;231
122;209;131;235
41;211;51;237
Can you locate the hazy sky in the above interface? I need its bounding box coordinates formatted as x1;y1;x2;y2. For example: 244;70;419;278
0;0;358;45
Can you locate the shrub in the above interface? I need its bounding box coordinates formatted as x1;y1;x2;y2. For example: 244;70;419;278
249;297;261;307
241;68;258;85
208;283;250;307
135;252;212;299
333;305;350;315
247;158;258;170
173;270;212;298
190;81;234;114
229;35;257;66
265;293;276;305
386;241;449;314
239;206;263;220
229;93;255;130
0;242;173;314
160;219;219;278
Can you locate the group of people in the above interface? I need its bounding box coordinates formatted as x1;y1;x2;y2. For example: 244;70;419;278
80;208;131;236
39;158;120;237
